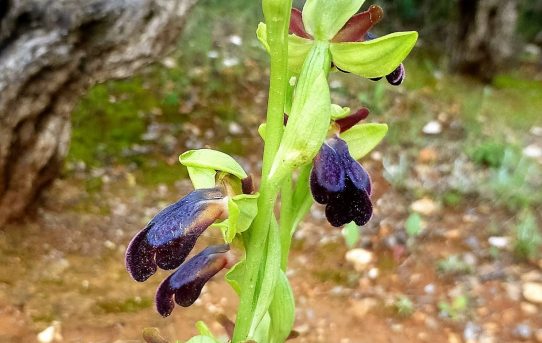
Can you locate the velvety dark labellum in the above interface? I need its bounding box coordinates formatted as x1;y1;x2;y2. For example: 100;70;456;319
310;136;373;227
332;5;383;43
155;244;230;317
386;64;405;86
125;188;226;282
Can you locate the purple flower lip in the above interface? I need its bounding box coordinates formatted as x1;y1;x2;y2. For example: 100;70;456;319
310;136;373;227
335;107;370;133
155;244;232;317
125;187;227;282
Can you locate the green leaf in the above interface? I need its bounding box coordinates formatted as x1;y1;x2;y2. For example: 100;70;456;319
341;123;388;160
342;222;361;248
405;212;422;237
185;336;217;343
330;31;418;78
225;260;245;295
249;219;281;337
187;167;216;189
269;271;295;343
257;22;314;74
270;42;331;181
330;104;351;120
180;149;247;179
302;0;366;40
251;313;271;343
195;321;216;339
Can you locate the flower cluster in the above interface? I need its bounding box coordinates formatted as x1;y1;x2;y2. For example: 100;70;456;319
125;187;233;317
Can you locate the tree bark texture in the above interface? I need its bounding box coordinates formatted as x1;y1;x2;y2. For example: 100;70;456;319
0;0;197;227
450;0;519;81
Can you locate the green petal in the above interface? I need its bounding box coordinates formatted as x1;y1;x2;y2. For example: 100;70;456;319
341;123;388;160
213;193;259;243
187;167;216;189
302;0;366;40
257;22;314;74
330;104;351;120
179;149;247;179
330;31;418;78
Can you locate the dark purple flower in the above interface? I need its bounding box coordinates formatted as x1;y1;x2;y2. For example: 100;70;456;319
310;136;373;227
155;244;232;317
125;188;227;282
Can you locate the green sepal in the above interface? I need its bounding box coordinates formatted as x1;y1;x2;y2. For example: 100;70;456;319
213;193;259;243
180;149;247;179
341;123;388;160
187;167;216;189
330;104;351;120
302;0;366;40
270;42;331;182
330;31;418;78
195;321;217;339
269;271;295;343
257;22;314;74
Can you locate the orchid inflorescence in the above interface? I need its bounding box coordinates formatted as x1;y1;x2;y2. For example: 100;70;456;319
126;0;417;342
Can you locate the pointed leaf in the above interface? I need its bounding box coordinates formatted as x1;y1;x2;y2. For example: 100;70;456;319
180;149;247;179
225;259;245;295
269;271;295;343
302;0;366;40
341;123;388;160
330;31;418;78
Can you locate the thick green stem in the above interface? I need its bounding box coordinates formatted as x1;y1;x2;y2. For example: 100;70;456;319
279;176;293;270
232;1;292;341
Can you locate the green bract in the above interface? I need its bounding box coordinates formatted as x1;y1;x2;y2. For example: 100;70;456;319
270;42;331;181
341;123;388;160
302;0;366;40
186;167;217;189
269;271;295;343
180;149;247;180
330;31;418;78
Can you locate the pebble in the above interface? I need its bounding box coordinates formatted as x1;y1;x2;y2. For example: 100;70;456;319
424;283;436;295
418;148;438;163
464;321;481;341
349;298;378;319
228;35;242;46
514;324;533;340
523;144;542;158
523;282;542;304
411;198;438;216
345;249;373;272
422;121;442;135
520;302;538;315
488;236;509;249
367;267;379;279
37;322;62;343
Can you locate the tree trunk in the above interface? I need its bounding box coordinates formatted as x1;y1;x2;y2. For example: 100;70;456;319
450;0;519;81
0;0;197;227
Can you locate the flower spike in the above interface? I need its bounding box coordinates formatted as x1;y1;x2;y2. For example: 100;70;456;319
125;188;227;282
155;244;232;317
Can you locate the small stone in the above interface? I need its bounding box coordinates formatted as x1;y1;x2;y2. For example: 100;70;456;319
228;35;242;46
523;144;542;158
418;148;438;164
411;198;438;216
488;236;509;249
520;302;537;315
103;240;116;250
422;121;442;135
345;249;373;272
37;322;61;343
531;126;542;137
228;122;243;135
424;283;436;294
514;324;532;340
448;333;461;343
464;321;481;341
349;298;378;319
367;267;379;279
523;282;542;304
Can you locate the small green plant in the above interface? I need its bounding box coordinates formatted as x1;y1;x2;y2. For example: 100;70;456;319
438;294;469;321
405;212;422;238
437;255;473;276
469;141;507;168
394;295;415;317
514;209;542;261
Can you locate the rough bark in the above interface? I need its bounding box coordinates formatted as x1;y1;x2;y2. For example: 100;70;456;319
0;0;197;227
450;0;519;81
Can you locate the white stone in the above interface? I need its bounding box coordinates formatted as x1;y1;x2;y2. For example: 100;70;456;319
228;35;242;46
345;249;373;272
523;144;542;158
410;198;438;216
488;236;509;249
37;322;61;343
422;121;442;135
522;282;542;304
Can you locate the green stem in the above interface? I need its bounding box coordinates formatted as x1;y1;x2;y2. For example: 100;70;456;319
279;175;293;270
232;1;292;341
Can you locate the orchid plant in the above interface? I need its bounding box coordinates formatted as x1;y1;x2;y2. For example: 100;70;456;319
126;0;417;342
